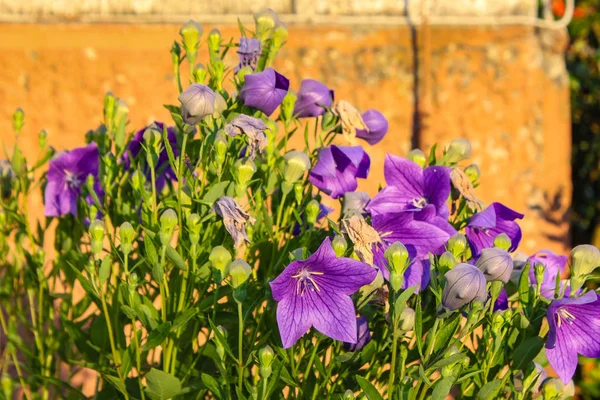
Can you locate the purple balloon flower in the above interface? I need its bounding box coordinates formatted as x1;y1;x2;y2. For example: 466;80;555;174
528;250;569;299
235;37;262;72
293;79;334;118
545;291;600;384
270;237;377;349
345;316;372;352
355;109;389;145
367;154;451;220
493;287;509;311
240;68;290;116
123;122;179;191
466;202;524;257
309;145;370;199
44;143;99;217
371;212;451;290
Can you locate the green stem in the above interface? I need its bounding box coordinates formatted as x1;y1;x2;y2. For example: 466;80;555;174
388;309;400;400
237;301;245;393
125;256;145;400
261;376;269;400
0;309;32;400
302;339;320;382
150;163;159;226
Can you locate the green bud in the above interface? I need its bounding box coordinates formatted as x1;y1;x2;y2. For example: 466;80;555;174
214;131;228;164
493;233;512;251
171;41;181;66
235;66;252;86
306;200;321;225
207;28;221;59
320;111;337;131
143;124;162;155
438;251;457;273
229;259;252;288
542;378;574;400
280;90;297;121
89;219;105;255
187;213;201;245
131;170;146;192
114;99;129;125
570;244;600;278
103;93;116;128
38;130;48;148
385;242;410;275
209;246;232;276
464;164;480;183
407;149;426;167
119;222;135;255
332;235;348;257
235;159;256;187
492;311;504;331
533;262;546;290
343;390;355;400
208;59;225;87
447;233;468;258
254;8;279;40
159;209;178;245
12;108;24;134
293;184;303;204
271;22;289;50
213;325;228;360
399;307;415;332
180;20;203;61
192;63;207;84
444;138;472;164
258;345;275;369
283;150;311;183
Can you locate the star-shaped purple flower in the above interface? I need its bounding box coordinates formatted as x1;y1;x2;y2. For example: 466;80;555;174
545;291;600;384
239;68;290;116
466;202;524;257
309;145;370;199
355;109;388;145
293;79;334;118
367;154;451;220
44;143;99;217
371;212;451;290
270;237;377;349
528;250;569;299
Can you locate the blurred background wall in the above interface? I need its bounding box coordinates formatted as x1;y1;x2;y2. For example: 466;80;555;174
0;0;573;257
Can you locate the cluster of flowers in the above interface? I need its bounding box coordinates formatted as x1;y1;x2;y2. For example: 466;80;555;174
1;7;599;399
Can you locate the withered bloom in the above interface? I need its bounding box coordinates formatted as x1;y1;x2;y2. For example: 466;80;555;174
341;213;381;265
213;196;256;248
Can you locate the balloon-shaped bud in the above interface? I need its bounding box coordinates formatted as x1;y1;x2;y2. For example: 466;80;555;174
475;247;513;283
442;263;487;311
464;164;480;183
407;149;426;167
119;222;135;255
209;246;232;276
283;151;311;183
399;307;415;332
447;233;468;258
332;235;348;257
444;138;472;164
229;259;252;288
493;233;512;251
89;219;105;255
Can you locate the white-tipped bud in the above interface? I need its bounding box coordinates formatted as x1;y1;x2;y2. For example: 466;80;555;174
407;149;426;167
444;138;472;164
283;150;310;183
229;259;252;288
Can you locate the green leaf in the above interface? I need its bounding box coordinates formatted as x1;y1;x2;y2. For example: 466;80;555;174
432;377;455;400
172;308;198;330
428;353;468;371
433;313;461;354
200;373;221;397
99;256;111;284
512;336;545;370
415;297;424;358
142;322;172;351
356;376;383;400
144;368;182;400
165;245;187;271
103;375;128;397
476;379;503;399
518;262;532;307
144;238;159;268
202;181;231;204
67;262;98;299
334;351;355;363
394;285;418;316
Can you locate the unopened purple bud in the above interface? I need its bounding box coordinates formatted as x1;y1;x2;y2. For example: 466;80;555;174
178;84;226;125
442;263;487;310
475;248;513;283
293;79;334;118
407;149;426;167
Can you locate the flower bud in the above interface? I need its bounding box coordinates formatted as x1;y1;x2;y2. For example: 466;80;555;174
399;307;415;332
343;390;355;400
207;28;221;59
542;378;574;400
119;222;135;255
493;233;512;251
475;247;513;283
38;130;48;148
254;8;279;40
180;20;203;60
131;170;146;192
89;219;105;255
464;164;480;183
258;345;275;369
280;90;297;122
407;149;426;167
438;251;457;273
447;233;468;258
229;259;252;288
179;84;227;125
0;159;14;199
103;93;116;127
186;213;201;245
143;124;162;156
570;244;600;278
442;263;487;311
193;63;207;84
209;246;232;276
213;325;228;360
234;159;256;188
332;235;348;257
443;138;472;164
492;311;504;331
13;108;25;133
533;262;546;290
283;151;310;183
321;111;337;131
305;200;320;225
159;209;178;246
385;242;410;275
236;65;253;86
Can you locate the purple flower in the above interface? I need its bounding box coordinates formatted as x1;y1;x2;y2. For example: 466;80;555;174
355;109;388;145
179;84;227;124
545;291;600;384
309;145;370;199
528;250;569;299
371;212;451;290
493;288;509;311
367;155;451;220
235;37;262;72
345;316;371;352
123;122;179;190
240;68;289;116
293;79;334;118
466;202;523;257
270;237;377;348
44;143;99;217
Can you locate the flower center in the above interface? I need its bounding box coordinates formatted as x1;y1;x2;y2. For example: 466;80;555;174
291;269;324;296
411;197;428;209
65;170;81;188
556;308;576;328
